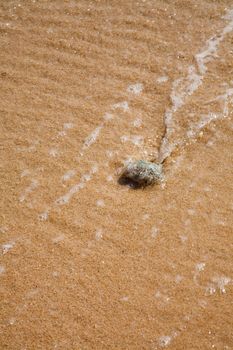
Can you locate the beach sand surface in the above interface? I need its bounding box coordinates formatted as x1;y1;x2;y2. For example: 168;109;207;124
0;1;233;349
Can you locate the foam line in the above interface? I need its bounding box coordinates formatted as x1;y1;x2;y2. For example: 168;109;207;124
158;8;233;163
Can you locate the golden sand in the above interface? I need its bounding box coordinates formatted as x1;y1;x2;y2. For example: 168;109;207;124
1;1;233;349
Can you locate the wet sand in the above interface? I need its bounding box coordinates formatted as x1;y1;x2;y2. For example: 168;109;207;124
0;1;233;349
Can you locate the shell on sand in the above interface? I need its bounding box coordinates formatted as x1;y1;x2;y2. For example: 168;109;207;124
120;160;163;187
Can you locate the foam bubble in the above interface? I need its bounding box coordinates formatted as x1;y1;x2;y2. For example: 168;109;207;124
52;234;65;243
158;335;172;347
63;123;74;129
62;170;76;181
212;276;231;294
112;101;129;112
127;83;143;95
0;266;5;274
95;229;103;241
196;262;206;272
151;226;159;238
133;118;142;127
156;76;169;83
49;148;59;157
103;113;114;121
38;212;48;221
2;242;14;255
96;199;105;207
120;135;143;146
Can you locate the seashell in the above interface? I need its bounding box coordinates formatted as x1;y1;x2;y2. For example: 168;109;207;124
119;160;163;188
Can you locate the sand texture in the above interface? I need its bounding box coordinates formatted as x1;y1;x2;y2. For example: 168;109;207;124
0;1;233;349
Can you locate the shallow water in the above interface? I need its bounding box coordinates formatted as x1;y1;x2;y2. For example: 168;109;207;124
1;1;233;349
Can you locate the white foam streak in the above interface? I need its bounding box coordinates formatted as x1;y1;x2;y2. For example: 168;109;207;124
112;101;129;112
19;179;39;202
55;165;98;205
193;262;206;284
187;88;233;138
196;10;233;75
83;125;103;150
158;8;233;163
62;170;76;181
80;98;129;156
121;135;144;146
158;67;202;162
196;37;220;75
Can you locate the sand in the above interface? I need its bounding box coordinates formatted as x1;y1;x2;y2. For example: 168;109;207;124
0;1;233;349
